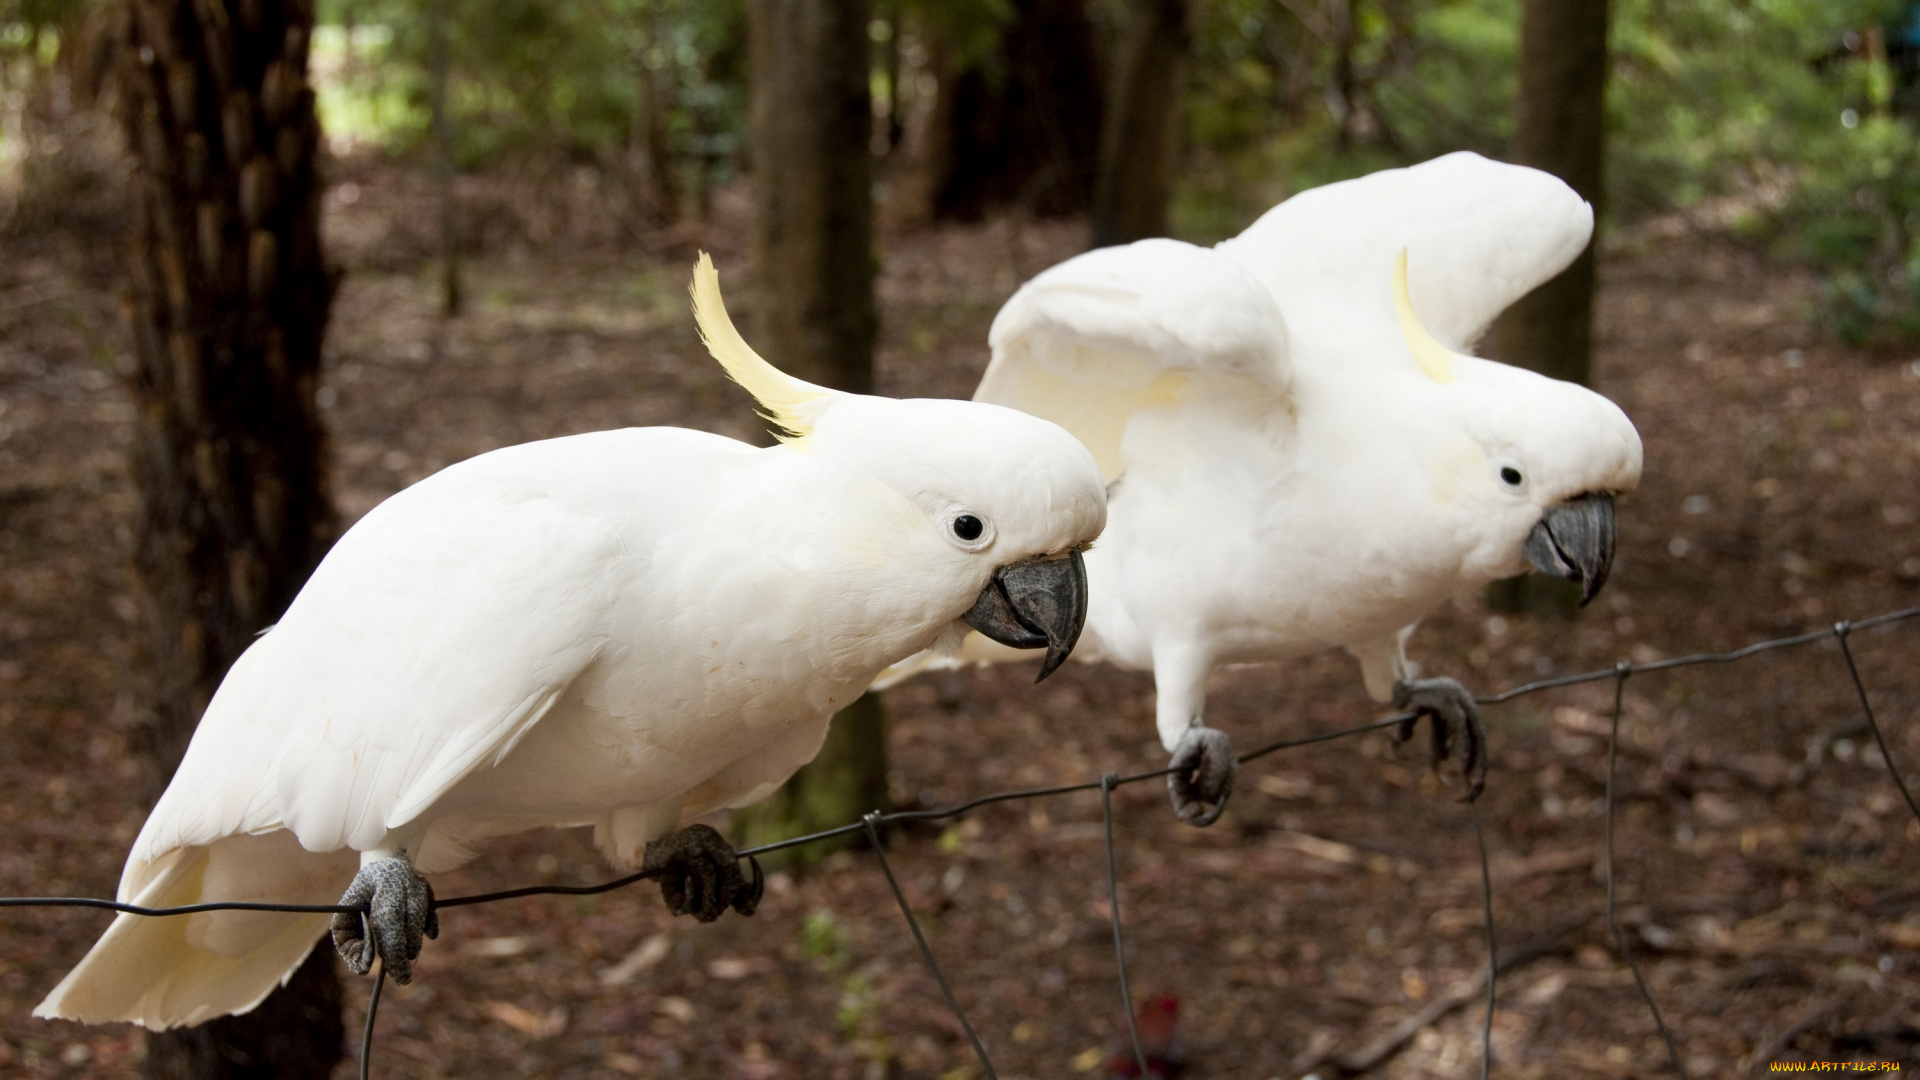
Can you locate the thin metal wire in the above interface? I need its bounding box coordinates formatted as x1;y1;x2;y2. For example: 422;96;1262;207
861;812;996;1080
0;897;359;915
1478;606;1920;704
439;867;668;909
1834;621;1920;829
1472;799;1495;1080
1603;663;1687;1077
360;966;385;1080
1102;775;1149;1078
1;607;1912;1077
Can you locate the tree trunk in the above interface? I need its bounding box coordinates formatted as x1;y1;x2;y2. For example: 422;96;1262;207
1495;0;1609;387
638;8;680;221
430;0;460;315
740;0;888;858
1488;0;1609;616
925;0;1104;222
1090;0;1189;247
115;0;343;1073
878;0;903;154
1326;0;1358;147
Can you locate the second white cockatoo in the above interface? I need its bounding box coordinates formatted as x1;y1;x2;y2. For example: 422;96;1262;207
37;255;1105;1029
891;152;1642;824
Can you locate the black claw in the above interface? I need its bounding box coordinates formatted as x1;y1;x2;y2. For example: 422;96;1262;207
734;855;764;917
1391;676;1489;801
642;824;759;924
1167;725;1237;827
331;856;436;984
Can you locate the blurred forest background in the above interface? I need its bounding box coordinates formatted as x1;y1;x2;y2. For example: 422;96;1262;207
4;0;1920;337
3;1;1920;1078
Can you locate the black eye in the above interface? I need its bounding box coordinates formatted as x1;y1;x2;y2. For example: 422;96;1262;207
1500;467;1523;486
952;514;984;542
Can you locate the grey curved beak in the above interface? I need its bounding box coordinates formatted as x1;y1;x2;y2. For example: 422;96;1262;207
962;550;1089;682
1523;492;1617;606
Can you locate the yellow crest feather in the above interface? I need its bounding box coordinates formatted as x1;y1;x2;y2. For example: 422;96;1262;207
1391;248;1455;384
690;253;830;446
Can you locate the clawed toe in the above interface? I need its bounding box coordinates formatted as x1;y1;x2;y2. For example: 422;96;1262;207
1167;725;1237;827
331;855;438;984
642;824;762;923
1391;676;1488;800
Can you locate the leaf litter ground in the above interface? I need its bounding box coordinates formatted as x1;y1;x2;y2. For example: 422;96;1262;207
0;166;1917;1078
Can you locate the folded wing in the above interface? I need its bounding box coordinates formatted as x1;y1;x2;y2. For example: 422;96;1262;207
126;442;632;895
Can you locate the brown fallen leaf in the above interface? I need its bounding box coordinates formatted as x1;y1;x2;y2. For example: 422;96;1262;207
463;935;532;958
707;956;774;980
1484;846;1595;886
480;1001;567;1038
600;932;673;986
1274;831;1360;866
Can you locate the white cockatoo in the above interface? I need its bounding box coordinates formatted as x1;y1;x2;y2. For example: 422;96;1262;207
38;255;1105;1030
887;152;1642;824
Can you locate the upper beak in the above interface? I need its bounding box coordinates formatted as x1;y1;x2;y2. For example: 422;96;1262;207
1523;492;1617;606
961;550;1089;682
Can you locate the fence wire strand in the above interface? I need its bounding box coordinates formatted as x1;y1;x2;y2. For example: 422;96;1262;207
359;968;385;1080
1836;621;1920;826
863;812;997;1079
2;606;1916;1078
1604;664;1688;1076
1472;799;1495;1080
1102;774;1149;1078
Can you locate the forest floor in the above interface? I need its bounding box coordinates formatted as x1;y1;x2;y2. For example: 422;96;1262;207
1;160;1919;1079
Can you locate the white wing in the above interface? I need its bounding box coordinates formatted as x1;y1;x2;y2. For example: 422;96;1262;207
1217;151;1592;355
126;438;638;894
977;237;1291;482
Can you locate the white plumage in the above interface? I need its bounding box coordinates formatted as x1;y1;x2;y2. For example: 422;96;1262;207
40;257;1105;1029
886;152;1642;814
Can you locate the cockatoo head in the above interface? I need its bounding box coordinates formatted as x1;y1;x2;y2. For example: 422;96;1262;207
688;255;1106;678
1393;252;1642;604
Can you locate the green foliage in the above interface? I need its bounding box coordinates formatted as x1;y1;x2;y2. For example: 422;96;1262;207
1175;0;1920;340
315;0;746;171
1607;0;1892;217
902;0;1013;73
1791;115;1920;343
799;908;850;971
1176;0;1516;241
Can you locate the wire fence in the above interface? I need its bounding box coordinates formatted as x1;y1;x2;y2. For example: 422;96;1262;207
3;606;1917;1079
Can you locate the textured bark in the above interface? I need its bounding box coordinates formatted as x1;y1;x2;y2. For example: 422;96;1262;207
144;948;343;1080
114;0;343;1072
747;0;876;392
877;0;903;154
1489;0;1609;616
638;8;681;221
741;0;889;856
429;0;460;314
926;0;1104;222
1495;0;1610;387
1090;0;1189;247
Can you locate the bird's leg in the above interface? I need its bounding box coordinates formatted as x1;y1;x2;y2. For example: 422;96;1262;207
641;824;763;923
1391;676;1488;799
1167;726;1237;827
1155;645;1234;826
331;852;438;984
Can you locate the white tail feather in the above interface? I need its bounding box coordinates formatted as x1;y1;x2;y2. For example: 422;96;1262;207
37;833;356;1029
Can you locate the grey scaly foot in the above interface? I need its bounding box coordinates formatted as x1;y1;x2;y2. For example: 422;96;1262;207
331;855;438;984
1167;725;1236;827
1391;675;1488;800
642;824;763;923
